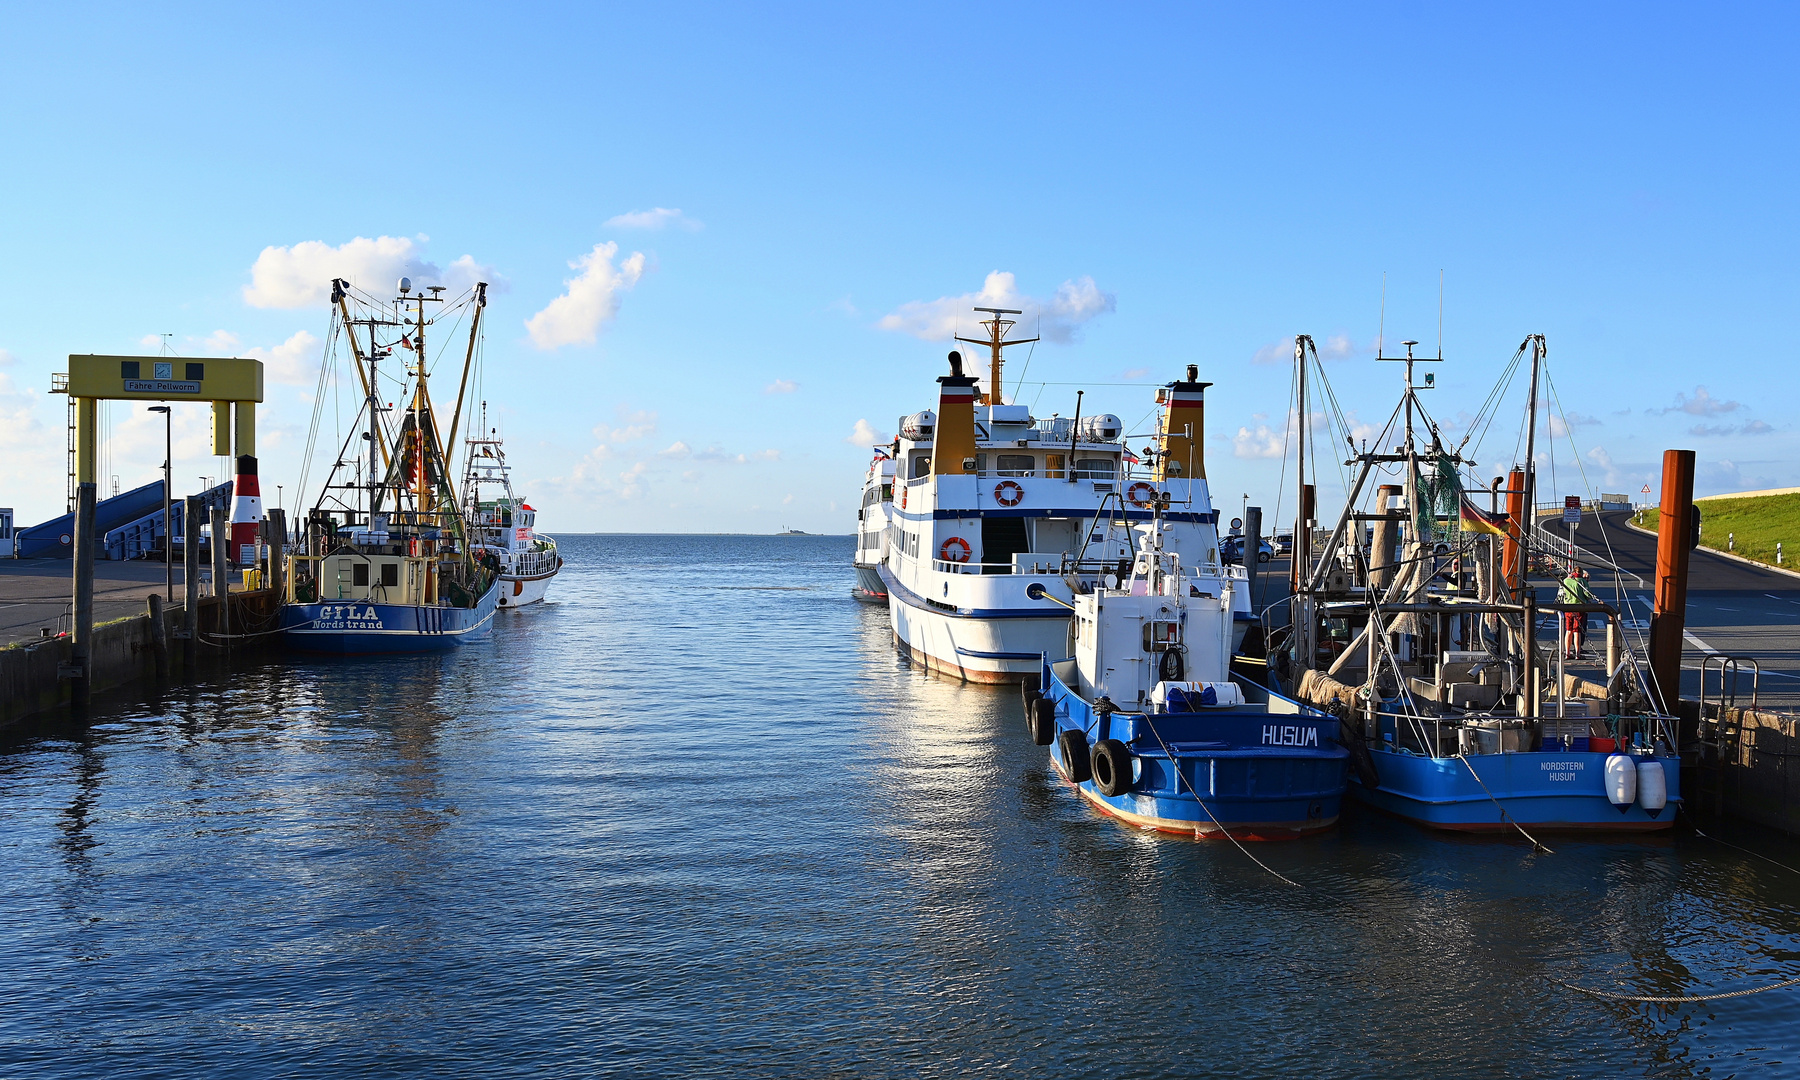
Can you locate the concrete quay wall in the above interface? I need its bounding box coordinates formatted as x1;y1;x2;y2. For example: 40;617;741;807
0;592;275;729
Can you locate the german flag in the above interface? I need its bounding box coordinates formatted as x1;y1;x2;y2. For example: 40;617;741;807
1459;493;1509;536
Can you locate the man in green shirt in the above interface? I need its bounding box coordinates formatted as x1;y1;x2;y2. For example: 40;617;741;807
1561;567;1596;659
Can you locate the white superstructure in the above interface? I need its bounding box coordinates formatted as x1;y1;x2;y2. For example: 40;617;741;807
462;416;562;608
874;315;1248;683
853;452;895;601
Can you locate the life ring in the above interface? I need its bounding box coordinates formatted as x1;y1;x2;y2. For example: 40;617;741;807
1127;482;1157;508
900;486;907;509
993;480;1024;507
939;536;972;563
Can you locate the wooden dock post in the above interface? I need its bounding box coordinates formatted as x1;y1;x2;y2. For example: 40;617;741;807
210;506;229;648
266;508;286;602
71;481;96;708
183;499;199;671
147;593;169;679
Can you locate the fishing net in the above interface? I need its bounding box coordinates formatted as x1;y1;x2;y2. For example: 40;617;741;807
1411;455;1463;542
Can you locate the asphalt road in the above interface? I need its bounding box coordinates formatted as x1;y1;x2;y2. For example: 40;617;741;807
0;558;184;648
1560;510;1800;712
1240;509;1800;712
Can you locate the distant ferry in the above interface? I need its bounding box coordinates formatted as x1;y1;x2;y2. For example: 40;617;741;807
852;451;895;601
868;305;1250;683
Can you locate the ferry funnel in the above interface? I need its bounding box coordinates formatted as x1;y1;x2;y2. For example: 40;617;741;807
1155;370;1211;482
229;454;263;568
930;351;980;477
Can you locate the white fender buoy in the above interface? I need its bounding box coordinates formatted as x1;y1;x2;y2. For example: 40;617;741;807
1637;759;1667;818
1605;754;1637;813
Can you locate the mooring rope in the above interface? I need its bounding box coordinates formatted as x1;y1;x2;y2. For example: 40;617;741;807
1455;753;1554;854
1554;975;1800;1004
1135;712;1306;889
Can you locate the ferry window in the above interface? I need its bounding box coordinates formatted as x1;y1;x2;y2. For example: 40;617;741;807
381;563;399;587
911;454;931;479
880;484;892;501
1045;453;1066;479
996;455;1034;477
1074;458;1116;479
353;562;369;587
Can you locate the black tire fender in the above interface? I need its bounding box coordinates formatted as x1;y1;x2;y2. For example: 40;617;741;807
1057;728;1091;783
1091;738;1133;797
1029;696;1057;746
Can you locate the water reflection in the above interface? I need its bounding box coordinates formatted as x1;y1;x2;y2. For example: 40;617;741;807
1;535;1799;1077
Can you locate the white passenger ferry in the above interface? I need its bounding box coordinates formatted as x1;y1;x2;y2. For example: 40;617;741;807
877;307;1249;683
853;450;895;602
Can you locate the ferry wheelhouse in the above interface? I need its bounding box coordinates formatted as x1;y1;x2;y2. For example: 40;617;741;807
879;307;1249;683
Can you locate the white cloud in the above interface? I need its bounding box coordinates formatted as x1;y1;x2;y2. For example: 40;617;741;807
604;207;702;231
243;330;321;386
444;254;508;295
659;441;691;458
763;379;798;394
1658;385;1741;417
138;334;164;349
202;330;241;354
1587;445;1624;487
245;236;435;309
846;419;889;447
877;271;1115;345
1120;367;1150;381
1232;424;1287;459
1253;333;1369;366
1690;420;1774;437
598;407;657;443
525;241;647;349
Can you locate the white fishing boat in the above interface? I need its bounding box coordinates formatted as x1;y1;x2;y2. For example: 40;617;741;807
878;306;1249;683
853;449;895;601
462;411;562;609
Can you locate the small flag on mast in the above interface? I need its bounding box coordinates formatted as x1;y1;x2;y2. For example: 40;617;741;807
1459;493;1509;536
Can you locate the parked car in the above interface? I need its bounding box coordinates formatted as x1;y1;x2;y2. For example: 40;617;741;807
1273;532;1295;556
1221;536;1274;565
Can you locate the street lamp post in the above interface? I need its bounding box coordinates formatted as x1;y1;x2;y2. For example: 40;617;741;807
148;406;172;601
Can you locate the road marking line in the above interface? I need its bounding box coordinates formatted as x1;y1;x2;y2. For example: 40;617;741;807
1684;630;1719;655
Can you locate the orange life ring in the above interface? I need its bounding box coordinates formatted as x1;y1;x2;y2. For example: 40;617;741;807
900;485;907;509
993;480;1024;507
940;536;972;563
1127;482;1158;508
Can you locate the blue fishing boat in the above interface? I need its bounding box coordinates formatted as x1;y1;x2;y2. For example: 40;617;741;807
1280;334;1679;833
1027;524;1348;839
279;276;502;654
278;578;499;653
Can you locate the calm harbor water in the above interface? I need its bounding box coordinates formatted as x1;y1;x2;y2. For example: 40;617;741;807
5;533;1800;1077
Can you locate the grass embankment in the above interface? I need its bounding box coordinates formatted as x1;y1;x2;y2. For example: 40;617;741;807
1635;492;1800;570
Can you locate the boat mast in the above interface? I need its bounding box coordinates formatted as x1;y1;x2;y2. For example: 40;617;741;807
1293;335;1312;670
956;307;1037;406
444;281;488;477
1521;334;1545;567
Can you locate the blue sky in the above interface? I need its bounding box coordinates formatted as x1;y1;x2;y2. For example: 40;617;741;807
1;3;1794;533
